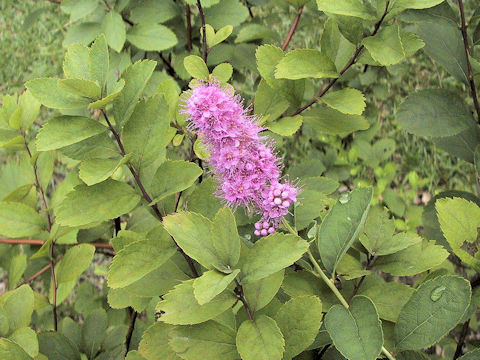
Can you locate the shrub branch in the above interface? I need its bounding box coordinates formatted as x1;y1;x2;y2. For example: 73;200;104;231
281;6;304;51
197;0;208;62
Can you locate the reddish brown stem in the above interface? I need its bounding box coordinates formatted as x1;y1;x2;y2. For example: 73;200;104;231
20;256;62;287
235;280;254;321
197;0;208;62
292;1;390;116
458;0;480;124
281;6;304;51
186;4;193;52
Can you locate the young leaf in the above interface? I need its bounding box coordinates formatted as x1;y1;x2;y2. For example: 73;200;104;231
244;270;284;312
236;315;285;360
55;244;95;284
57;78;101;99
316;0;377;19
0;202;45;238
395;275;471;351
274;296;323;359
101;11;126;52
211;63;233;82
317;187;373;275
266;115;303;137
184;55;209;80
127;24;178;51
156;279;237;325
78;155;130;186
363;25;406;66
55;180;141;227
88;79;125;109
211;207;241;268
320;88;366;115
63;43;90;80
89;34;109;89
274;49;338;80
193;269;240;305
26;78;90;109
240;233;309;284
325;295;383;360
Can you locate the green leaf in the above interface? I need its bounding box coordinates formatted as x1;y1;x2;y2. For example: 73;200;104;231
108;235;177;289
57;78;101;99
184;55;209;80
254;80;289;122
130;0;179;23
81;308;108;358
56;180;141;227
163;212;222;270
360;280;414;322
0;339;32;360
126;351;148;360
204;0;249;28
127;24;178;51
274;296;323;359
360;207;421;255
433;124;480;163
63;22;101;47
8;254;27;290
8;327;38;358
193;269;240;305
79;155;130;186
156;279;237;325
363;25;406;66
18;90;40;129
211;207;241;268
321;88;366;115
55;244;95;284
236;315;284;360
458;349;480;360
36;116;107;151
375;240;449;276
26;78;90;109
88;79;125;109
102;11;126;52
317;187;373;274
397;88;476;137
63;43;90;80
240;233;309;283
303;106;369;137
266;115;303;137
61;0;98;22
0;306;9;336
0;285;34;333
89;34;109;89
393;0;445;9
38;332;81;360
235;24;278;43
274;49;338;80
325;295;383;360
138;323;179;360
113;60;157;128
436;197;480;271
244;271;284;312
169;321;239;360
211;63;233;82
316;0;377;20
0;202;45;238
395;275;471;351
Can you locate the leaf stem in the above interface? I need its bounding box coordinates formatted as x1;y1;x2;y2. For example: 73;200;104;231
281;6;304;51
458;0;480;124
196;0;208;62
291;0;390;116
234;279;254;321
125;309;138;356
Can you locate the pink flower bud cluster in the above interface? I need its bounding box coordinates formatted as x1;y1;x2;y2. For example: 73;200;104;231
183;82;298;235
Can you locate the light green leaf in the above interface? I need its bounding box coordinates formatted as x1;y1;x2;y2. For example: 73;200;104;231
79;155;130;186
436;197;480;271
113;60;157;128
240;233;309;283
102;11;126;52
61;0;98;22
127;24;178;51
130;0;179;23
18;90;41;129
63;22;101;47
168;321;239;360
316;0;377;20
274;49;338;80
244;271;284;312
89;34;109;89
274;296;323;359
236;315;285;360
393;0;445;9
156;279;237;325
193;269;240;305
55;244;95;284
211;63;233;82
204;0;249;28
325;295;383;360
266;115;303;137
321;88;366;115
57;78;101;99
56;180;141;227
184;55;209;80
8;327;38;358
138;322;180;360
395;275;471;351
235;24;277;43
211;207;241;269
88;79;125;109
254;80;289;122
303;106;369;137
375;240;449;276
458;349;480;360
0;306;9;336
363;25;406;66
36;116;107;151
8;254;27;290
26;78;90;109
318;187;373;274
63;43;90;80
396;89;475;137
0;202;45;238
108;235;177;289
0;285;34;333
0;339;32;360
150;161;203;204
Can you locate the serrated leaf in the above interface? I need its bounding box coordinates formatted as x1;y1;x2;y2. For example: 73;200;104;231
240;233;309;283
363;25;406;66
193;269;240;305
156;279;237;325
395;275;471;351
204;0;249;28
244;270;284;312
57;78;101;99
56;180;141;227
275;49;338;80
303;106;369;137
127;24;178;51
321;88;366;115
26;78;90;109
36;116;107;151
211;207;241;268
236;315;285;360
318;187;373;274
316;0;377;20
79;155;130;186
88;79;125;109
102;11;126;52
325;296;383;360
0;202;45;238
266;115;303;136
55;244;95;284
138;322;180;360
89;34;109;89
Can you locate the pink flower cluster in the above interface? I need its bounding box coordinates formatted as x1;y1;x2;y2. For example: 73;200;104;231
183;82;298;236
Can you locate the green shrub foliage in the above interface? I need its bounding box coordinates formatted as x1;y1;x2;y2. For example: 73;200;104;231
0;0;479;359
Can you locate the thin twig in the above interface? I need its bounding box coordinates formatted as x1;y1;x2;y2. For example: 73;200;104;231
100;110;199;278
159;53;182;82
196;0;208;62
458;0;480;124
125;309;138;356
186;4;193;52
291;1;390;116
234;279;254;321
281;6;304;51
348;254;376;303
20;256;62;287
453;320;470;359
